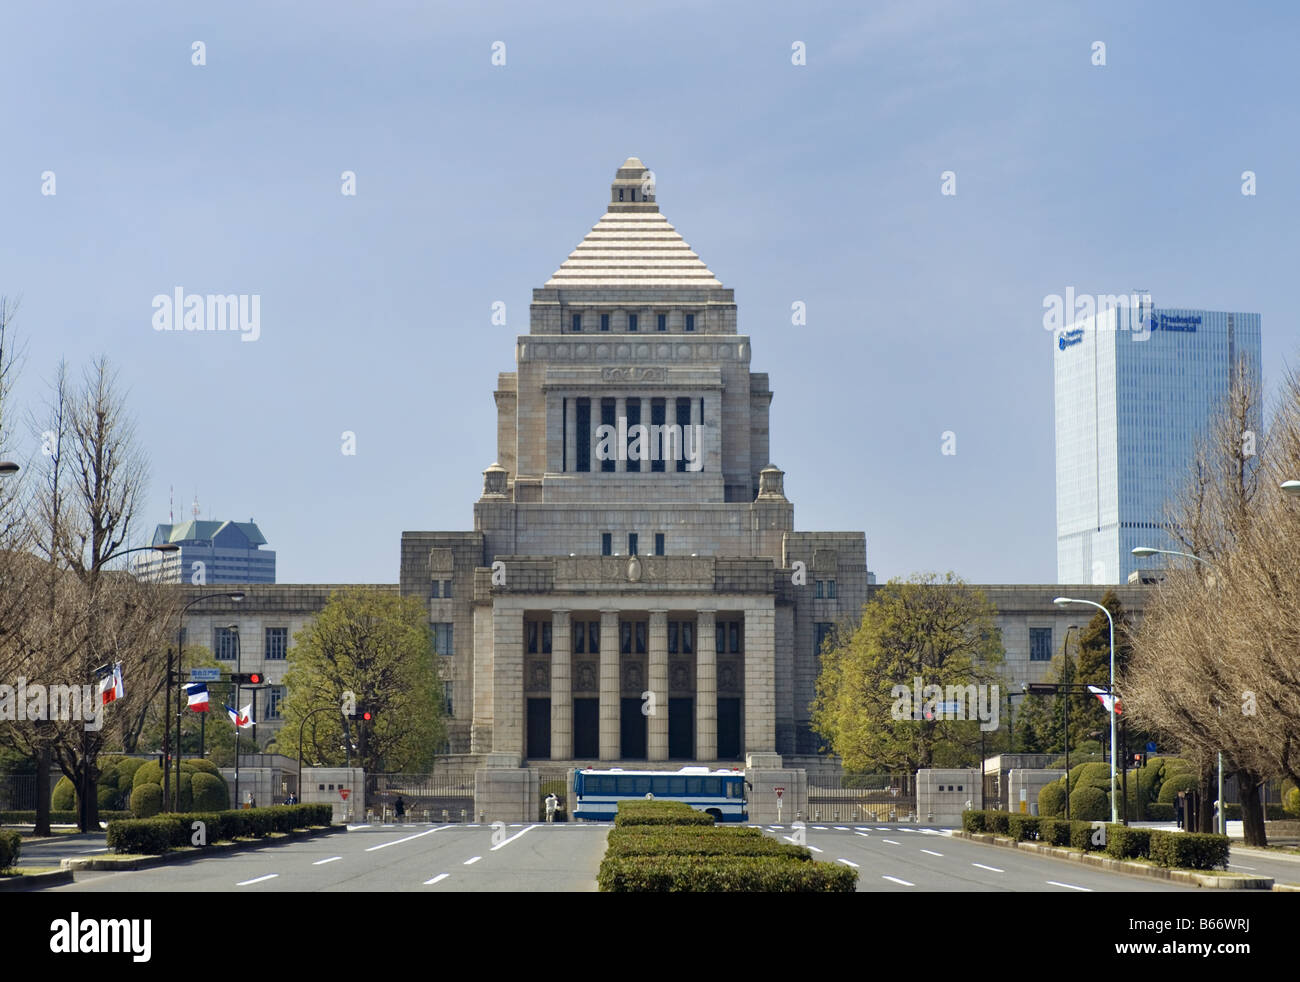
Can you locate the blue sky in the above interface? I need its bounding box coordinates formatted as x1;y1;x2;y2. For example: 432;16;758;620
2;1;1295;584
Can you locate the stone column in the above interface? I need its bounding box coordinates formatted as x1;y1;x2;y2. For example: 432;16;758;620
491;606;524;760
471;604;495;754
565;398;577;473
550;609;572;760
647;610;669;761
743;605;776;755
615;396;627;473
599;609;620;760
696;609;717;761
690;395;704;473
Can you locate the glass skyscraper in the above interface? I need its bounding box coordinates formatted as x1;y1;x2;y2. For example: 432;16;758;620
1054;301;1262;584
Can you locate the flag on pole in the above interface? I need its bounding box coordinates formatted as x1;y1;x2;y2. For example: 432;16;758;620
186;683;210;712
100;663;124;705
1088;684;1122;715
224;703;254;728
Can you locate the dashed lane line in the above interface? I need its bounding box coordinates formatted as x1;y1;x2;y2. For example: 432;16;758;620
920;849;944;857
971;862;1004;873
1047;880;1092;892
236;874;278;887
424;873;449;885
836;858;859;868
881;838;901;845
313;857;341;866
882;875;914;886
854;832;871;838
490;824;539;851
464;856;482;865
365;825;451;852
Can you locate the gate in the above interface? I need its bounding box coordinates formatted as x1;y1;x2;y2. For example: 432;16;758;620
366;773;475;823
806;774;916;823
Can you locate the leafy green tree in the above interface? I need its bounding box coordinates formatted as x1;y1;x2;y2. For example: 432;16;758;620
268;588;444;773
811;572;1004;772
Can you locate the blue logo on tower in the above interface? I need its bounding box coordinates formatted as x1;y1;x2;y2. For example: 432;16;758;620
1058;329;1085;351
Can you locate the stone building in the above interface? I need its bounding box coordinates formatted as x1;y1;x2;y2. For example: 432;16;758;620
400;158;870;777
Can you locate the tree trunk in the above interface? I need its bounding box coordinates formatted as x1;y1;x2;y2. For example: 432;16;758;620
34;741;51;837
1236;770;1268;847
1197;769;1214;833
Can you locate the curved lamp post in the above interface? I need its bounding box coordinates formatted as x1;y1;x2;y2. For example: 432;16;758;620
1054;597;1117;824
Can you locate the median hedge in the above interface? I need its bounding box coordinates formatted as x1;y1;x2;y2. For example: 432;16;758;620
606;831;811;861
613;800;715;827
1006;815;1040;841
105;804;334;855
597;855;857;892
1037;818;1071;847
1104;824;1150;860
0;810;132;826
1148;830;1230;870
0;829;21;872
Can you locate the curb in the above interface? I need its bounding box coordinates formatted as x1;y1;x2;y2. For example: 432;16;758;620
61;824;344;872
0;869;76;891
952;832;1274;889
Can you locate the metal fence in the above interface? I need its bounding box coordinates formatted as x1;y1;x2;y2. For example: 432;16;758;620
0;775;37;811
365;773;475;823
536;767;573;822
806;775;916;823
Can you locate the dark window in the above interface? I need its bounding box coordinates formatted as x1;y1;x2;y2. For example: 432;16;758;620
657;313;666;332
815;580;824;599
433;623;454;656
443;579;453;598
576;398;591;472
628;532;638;556
444;681;454;716
600;313;610;332
815;622;834;656
527;621;538;654
620;621;632;655
716;624;725;654
431;580;440;599
268;686;286;719
636;621;647;654
1030;627;1053;662
574;621;586;654
214;627;239;661
675;398;691;473
601;532;612;555
572;313;582;332
618;188;625;201
628;314;638;332
650;398;666;473
685;313;695;332
542;622;552;655
626;398;641;473
668;622;678;654
655;532;665;555
600;399;616;472
589;621;600;652
265;627;288;660
827;579;835;599
729;622;739;653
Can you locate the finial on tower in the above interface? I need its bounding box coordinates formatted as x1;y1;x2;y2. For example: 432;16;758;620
610;157;657;213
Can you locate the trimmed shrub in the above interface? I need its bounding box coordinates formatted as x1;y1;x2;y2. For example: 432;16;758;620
183;758;220;777
1286;787;1300;817
130;783;164;819
614;800;715;827
606;832;810;861
961;810;987;833
1146;803;1174;821
106;803;334;854
190;772;228;812
1038;781;1067;818
132;761;164;789
1105;824;1151;860
1037;818;1071;847
1222;802;1286;821
986;811;1010;835
1007;815;1040;842
597;854;857;892
612;824;762;839
0;810;131;825
1148;830;1229;870
1157;772;1199;804
51;777;77;811
0;828;21;871
1069;785;1109;821
1069;820;1108;851
106;817;187;855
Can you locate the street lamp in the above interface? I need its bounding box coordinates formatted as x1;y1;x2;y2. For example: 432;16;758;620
1132;544;1225;833
1055;597;1118;824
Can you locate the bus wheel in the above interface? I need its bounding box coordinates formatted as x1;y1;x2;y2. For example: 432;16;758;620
705;809;723;822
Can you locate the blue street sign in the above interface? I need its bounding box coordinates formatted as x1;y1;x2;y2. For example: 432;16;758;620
1146;741;1157;754
189;668;221;682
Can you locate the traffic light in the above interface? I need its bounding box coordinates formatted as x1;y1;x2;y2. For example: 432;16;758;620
1131;752;1145;768
345;703;373;721
230;672;265;685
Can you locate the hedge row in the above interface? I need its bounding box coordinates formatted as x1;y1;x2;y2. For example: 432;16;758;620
597;855;857;892
0;829;20;872
106;804;334;855
960;810;1229;868
612;800;715;827
0;811;133;826
599;800;855;892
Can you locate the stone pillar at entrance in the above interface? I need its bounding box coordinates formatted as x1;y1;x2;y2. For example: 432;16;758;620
491;607;525;758
551;609;572;760
744;606;776;755
599;609;620;760
565;399;577;473
647;610;669;761
696;609;717;760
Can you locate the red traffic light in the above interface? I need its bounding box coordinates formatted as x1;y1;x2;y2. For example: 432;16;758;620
362;710;372;722
249;673;262;685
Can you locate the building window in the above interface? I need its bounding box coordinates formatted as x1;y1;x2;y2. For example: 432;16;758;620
716;620;742;654
657;313;666;332
628;313;638;332
572;313;582;332
265;627;288;661
685;313;695;332
443;579;453;598
543;622;552;654
600;398;616;472
828;579;836;599
654;533;665;555
628;532;638;556
668;620;693;655
600;313;610;332
214;627;239;661
444;681;454;717
815;580;824;599
814;622;835;656
1030;627;1053;662
601;532;612;555
527;621;538;654
574;621;586;654
620;621;647;655
268;686;286;719
433;622;454;656
431;580;440;599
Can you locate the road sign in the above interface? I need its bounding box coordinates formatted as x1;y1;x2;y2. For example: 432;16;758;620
189;668;221;682
340;788;350;800
775;787;784;799
1146;741;1157;754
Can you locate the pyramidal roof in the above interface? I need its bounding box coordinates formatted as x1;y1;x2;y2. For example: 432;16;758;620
545;157;722;288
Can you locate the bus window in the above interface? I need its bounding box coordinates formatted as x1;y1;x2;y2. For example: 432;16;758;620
726;781;741;798
684;777;702;795
666;778;686;795
633;777;652;795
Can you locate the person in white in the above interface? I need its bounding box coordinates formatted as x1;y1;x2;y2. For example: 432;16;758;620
545;793;558;822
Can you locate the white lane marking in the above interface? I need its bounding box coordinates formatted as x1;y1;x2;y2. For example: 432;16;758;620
80;848;109;854
854;827;869;831
920;848;944;857
833;826;849;831
876;827;891;831
1047;880;1092;892
347;824;371;830
812;826;828;830
366;825;450;852
836;858;859;868
464;855;482;865
1228;864;1257;871
769;825;784;830
313;856;341;866
490;824;538;851
782;836;823;852
424;873;449;885
808;845;823;853
855;832;871;838
236;874;278;886
882;875;914;886
972;862;1004;873
882;838;901;845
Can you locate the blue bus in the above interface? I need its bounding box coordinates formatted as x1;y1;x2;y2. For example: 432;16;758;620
571;766;748;822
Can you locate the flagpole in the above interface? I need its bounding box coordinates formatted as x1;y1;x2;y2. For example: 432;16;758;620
234;628;241;809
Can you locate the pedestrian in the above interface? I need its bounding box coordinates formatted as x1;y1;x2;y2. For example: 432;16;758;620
285;791;297;806
1175;790;1185;830
545;793;558;823
395;796;406;820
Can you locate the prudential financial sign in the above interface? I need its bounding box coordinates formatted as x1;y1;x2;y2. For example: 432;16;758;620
1057;314;1200;352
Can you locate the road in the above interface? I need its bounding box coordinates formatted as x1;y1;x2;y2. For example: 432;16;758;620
31;821;1219;892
